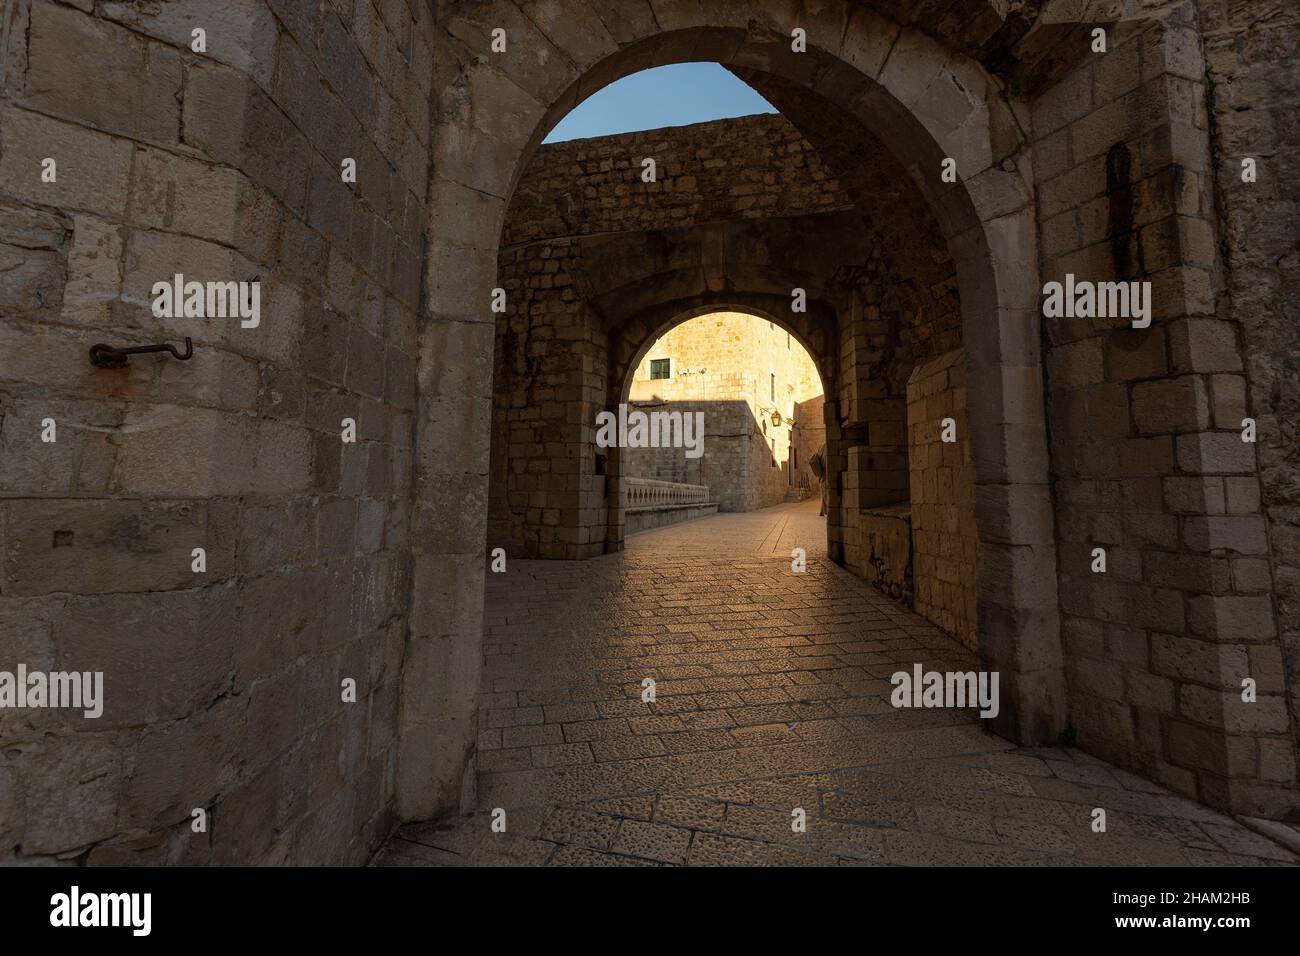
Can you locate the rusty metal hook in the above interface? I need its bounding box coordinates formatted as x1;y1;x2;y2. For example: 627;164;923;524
89;337;194;369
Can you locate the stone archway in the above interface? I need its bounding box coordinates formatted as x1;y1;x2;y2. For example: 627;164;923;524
487;212;849;561
8;0;1296;864
613;298;837;409
404;2;1061;820
605;298;837;555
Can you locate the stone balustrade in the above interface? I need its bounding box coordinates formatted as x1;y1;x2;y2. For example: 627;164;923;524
623;477;712;510
622;478;718;534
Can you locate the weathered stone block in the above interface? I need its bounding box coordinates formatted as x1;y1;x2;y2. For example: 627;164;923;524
1163;475;1224;514
57;588;236;730
1133;376;1210;433
1175;432;1256;475
128;146;243;246
1178;685;1291;735
0;107;132;220
1188;594;1277;642
1169;318;1244;373
26;2;182;144
8;734;126;855
183;65;309;212
1182;515;1269;555
119;696;245;831
3;499;237;596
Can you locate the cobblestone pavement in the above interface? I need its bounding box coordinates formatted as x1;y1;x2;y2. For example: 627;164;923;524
375;501;1298;867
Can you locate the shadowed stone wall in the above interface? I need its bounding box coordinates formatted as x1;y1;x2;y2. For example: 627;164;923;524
0;0;432;864
488;237;608;559
907;349;979;651
503;113;852;245
1033;3;1297;817
1198;0;1300;808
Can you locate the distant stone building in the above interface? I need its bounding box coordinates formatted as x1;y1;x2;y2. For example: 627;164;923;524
625;311;825;512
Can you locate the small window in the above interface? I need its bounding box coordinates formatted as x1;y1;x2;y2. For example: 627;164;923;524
770;372;775;401
649;358;671;380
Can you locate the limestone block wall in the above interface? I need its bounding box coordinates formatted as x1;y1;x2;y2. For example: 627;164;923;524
503;114;852;246
745;407;787;512
1197;0;1300;807
622;399;748;511
489;239;610;559
836;250;914;509
834;253;914;586
1033;6;1297;817
838;447;866;578
907;350;978;651
0;0;432;863
792;395;827;499
861;505;913;604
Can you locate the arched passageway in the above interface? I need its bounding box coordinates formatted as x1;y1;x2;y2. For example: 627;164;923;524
406;0;1297;836
7;0;1289;868
8;0;1295;867
617;309;829;521
465;93;1016;852
411;4;1064;824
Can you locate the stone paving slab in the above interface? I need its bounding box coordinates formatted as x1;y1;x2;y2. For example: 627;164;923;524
375;502;1299;868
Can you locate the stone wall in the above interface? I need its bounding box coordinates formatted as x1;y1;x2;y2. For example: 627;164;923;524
503;113;852;246
836;248;913;507
0;0;432;863
504;111;960;386
1033;5;1297;816
1197;0;1300;809
907;350;978;651
491;118;864;559
621;398;752;512
488;238;608;559
860;505;913;603
792;395;827;503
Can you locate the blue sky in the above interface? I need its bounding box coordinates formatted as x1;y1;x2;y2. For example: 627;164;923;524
544;62;777;143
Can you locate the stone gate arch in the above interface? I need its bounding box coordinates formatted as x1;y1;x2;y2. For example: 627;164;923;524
612;297;837;409
605;296;837;553
404;1;1061;819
